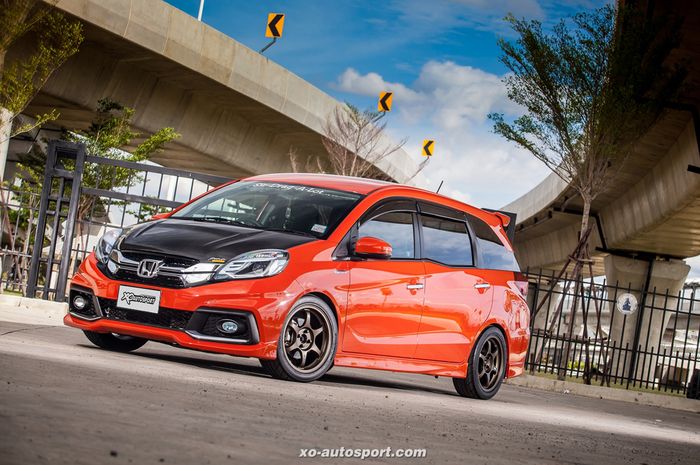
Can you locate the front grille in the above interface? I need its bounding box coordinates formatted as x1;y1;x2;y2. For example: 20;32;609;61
97;297;193;330
120;250;198;268
113;269;186;289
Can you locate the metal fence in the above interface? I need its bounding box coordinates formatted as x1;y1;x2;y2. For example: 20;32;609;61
1;140;230;301
525;269;700;396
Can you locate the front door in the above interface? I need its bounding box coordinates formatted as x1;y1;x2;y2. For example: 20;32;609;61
343;208;426;358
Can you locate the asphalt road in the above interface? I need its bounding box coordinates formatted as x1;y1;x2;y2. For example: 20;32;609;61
1;321;698;465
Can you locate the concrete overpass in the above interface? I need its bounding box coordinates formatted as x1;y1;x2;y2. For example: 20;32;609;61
503;0;700;292
6;0;418;182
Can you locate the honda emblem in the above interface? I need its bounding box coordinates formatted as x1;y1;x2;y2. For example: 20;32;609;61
137;259;163;278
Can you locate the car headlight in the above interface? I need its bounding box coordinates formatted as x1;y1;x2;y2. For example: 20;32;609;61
213;249;289;281
94;229;122;263
181;263;220;285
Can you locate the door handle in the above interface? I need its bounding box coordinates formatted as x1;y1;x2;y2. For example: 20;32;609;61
474;283;491;290
406;283;424;290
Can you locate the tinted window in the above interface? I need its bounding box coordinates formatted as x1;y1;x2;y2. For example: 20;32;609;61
358;212;415;259
467;215;520;271
420;215;473;266
172;181;361;238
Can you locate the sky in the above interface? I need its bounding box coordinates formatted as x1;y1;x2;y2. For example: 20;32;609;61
163;0;609;209
161;1;700;279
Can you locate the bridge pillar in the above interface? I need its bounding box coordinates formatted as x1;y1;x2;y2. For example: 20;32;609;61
604;255;689;385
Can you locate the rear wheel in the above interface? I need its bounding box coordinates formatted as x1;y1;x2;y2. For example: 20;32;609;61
453;327;507;400
83;330;147;352
261;296;337;382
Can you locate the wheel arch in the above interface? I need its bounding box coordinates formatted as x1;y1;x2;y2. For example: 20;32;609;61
301;291;340;325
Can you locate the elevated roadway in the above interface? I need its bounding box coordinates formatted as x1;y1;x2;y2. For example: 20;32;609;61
7;0;418;182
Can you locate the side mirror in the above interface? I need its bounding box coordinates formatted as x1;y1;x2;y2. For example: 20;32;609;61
354;236;392;259
151;212;170;221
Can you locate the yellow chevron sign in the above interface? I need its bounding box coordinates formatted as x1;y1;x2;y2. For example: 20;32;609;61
378;92;393;112
422;140;434;157
266;13;285;38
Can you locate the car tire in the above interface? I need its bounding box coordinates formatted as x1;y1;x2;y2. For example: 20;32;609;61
83;330;148;352
453;326;507;400
261;296;337;382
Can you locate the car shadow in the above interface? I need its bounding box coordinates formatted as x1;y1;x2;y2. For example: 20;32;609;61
78;343;457;397
318;372;455;396
77;343;269;378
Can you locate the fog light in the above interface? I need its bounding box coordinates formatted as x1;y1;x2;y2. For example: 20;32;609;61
73;295;88;310
217;319;239;334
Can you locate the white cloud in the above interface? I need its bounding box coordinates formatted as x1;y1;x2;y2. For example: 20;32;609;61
335;61;521;130
449;0;545;19
335;61;549;209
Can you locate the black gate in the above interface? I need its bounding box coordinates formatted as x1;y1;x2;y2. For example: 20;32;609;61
14;140;230;301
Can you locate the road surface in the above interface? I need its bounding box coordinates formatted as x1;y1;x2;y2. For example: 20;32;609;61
1;321;698;464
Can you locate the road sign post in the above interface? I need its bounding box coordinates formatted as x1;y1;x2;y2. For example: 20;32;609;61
261;13;285;54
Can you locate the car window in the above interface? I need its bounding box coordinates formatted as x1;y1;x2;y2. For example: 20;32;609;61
420;215;473;266
358;211;415;259
171;181;362;238
467;214;520;271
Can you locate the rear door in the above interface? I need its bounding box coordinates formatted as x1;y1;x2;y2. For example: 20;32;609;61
414;204;494;363
343;200;426;359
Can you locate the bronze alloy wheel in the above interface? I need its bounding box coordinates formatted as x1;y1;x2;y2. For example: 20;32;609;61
282;304;332;373
453;327;507;400
477;337;502;391
261;295;338;382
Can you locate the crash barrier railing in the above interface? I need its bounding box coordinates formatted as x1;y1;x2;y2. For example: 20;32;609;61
525;268;700;398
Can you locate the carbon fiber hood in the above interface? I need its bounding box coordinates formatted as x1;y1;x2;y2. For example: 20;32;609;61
118;218;315;263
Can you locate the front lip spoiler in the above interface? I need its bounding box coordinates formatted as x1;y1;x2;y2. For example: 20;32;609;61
64;313;274;358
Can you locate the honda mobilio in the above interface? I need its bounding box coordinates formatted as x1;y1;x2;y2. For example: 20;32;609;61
65;173;529;399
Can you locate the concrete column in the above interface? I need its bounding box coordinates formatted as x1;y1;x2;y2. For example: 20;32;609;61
604;255;690;385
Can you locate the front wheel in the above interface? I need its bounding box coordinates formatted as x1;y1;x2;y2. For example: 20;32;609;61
83;330;148;352
453;327;507;400
261;296;337;382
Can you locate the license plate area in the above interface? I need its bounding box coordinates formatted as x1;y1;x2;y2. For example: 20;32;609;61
117;285;161;314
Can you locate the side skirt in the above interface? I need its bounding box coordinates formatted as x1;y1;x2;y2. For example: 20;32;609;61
334;352;467;378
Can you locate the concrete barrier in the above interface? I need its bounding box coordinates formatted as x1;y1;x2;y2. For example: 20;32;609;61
506;374;699;413
0;294;67;326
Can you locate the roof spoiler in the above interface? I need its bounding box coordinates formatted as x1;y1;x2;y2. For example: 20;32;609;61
483;209;517;244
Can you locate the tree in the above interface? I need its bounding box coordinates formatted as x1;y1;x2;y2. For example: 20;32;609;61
0;0;83;181
290;103;428;182
489;4;685;381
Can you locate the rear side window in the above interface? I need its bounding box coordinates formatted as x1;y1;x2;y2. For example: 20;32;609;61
420;215;473;266
359;211;415;259
467;215;520;271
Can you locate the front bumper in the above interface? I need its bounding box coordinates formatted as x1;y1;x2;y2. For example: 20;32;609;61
65;254;302;359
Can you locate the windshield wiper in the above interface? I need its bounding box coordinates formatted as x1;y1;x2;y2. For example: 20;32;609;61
176;216;257;228
263;227;317;238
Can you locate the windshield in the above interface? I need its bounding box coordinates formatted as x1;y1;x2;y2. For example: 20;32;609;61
171;181;363;238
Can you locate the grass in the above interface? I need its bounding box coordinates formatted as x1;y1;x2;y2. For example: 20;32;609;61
0;289;23;297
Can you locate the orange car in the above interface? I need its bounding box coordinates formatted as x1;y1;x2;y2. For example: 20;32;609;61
65;173;529;399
